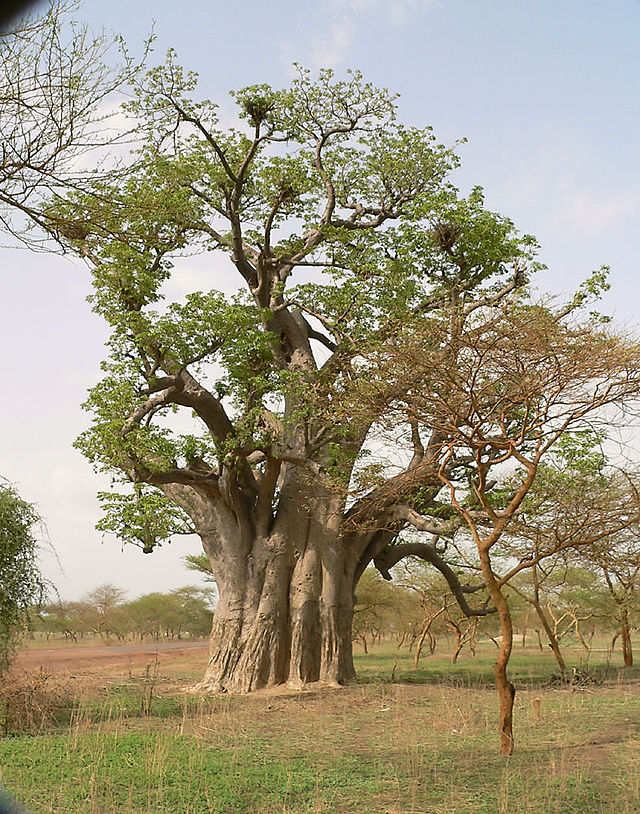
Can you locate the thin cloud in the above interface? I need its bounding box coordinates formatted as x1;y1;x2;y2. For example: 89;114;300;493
308;12;354;70
497;128;639;238
282;0;440;71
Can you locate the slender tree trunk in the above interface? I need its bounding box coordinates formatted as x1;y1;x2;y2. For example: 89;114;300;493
609;630;620;657
574;624;591;656
414;610;443;666
414;624;429;666
620;607;633;667
451;637;463;664
479;546;515;756
450;622;463;664
531;601;567;678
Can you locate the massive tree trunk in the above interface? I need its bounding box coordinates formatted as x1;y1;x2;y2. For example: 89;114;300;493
168;474;358;694
195;536;356;693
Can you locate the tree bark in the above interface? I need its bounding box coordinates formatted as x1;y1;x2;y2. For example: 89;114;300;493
620;607;633;667
189;529;357;693
173;475;358;694
480;546;515;756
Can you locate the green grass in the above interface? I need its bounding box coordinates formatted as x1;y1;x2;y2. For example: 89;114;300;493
1;640;639;813
354;639;640;687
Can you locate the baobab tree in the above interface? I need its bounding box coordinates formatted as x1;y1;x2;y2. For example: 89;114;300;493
44;61;527;695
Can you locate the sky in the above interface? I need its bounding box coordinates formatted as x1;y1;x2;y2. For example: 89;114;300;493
1;0;639;601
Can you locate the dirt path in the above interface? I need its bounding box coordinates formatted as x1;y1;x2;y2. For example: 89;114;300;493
13;640;209;675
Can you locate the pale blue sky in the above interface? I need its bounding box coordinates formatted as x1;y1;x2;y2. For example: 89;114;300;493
2;0;639;600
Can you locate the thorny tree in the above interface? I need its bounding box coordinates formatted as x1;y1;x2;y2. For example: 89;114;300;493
498;436;627;677
376;304;640;752
0;0;144;245
580;517;640;666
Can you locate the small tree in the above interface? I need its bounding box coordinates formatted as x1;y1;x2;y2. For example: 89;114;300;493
81;583;127;640
581;527;640;666
506;440;640;670
352;567;400;651
376;301;640;753
34;601;83;641
0;481;48;673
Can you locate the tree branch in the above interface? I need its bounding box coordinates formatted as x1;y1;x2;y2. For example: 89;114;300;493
373;542;494;617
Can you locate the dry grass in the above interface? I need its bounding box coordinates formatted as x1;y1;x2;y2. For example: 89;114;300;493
0;639;638;813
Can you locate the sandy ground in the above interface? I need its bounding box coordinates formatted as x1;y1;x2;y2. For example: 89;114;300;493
13;640;209;675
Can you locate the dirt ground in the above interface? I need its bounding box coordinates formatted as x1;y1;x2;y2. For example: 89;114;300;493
13;640;209;675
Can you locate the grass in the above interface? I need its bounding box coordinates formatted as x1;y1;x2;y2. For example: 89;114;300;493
0;639;639;813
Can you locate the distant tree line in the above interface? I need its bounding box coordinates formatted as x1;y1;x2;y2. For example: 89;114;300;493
30;583;215;642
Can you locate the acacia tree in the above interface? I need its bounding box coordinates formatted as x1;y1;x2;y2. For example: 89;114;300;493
504;438;617;676
377;303;640;753
80;583;128;640
581;526;640;666
509;560;570;676
501;439;640;674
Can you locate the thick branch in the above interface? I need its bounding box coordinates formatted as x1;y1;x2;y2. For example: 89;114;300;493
391;504;458;536
374;542;494;617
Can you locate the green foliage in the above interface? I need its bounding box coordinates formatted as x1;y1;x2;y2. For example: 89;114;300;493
96;486;194;553
183;552;216;583
0;481;48;674
38;51;627;595
53;63;541;518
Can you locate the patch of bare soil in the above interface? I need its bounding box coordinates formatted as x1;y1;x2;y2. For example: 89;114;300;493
12;640;209;675
560;718;640;775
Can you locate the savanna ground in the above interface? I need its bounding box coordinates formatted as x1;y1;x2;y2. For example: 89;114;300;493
1;636;639;813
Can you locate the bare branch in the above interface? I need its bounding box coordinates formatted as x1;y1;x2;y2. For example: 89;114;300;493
373;542;493;617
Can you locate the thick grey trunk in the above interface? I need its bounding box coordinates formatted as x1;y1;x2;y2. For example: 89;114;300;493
193;532;355;693
168;473;357;693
